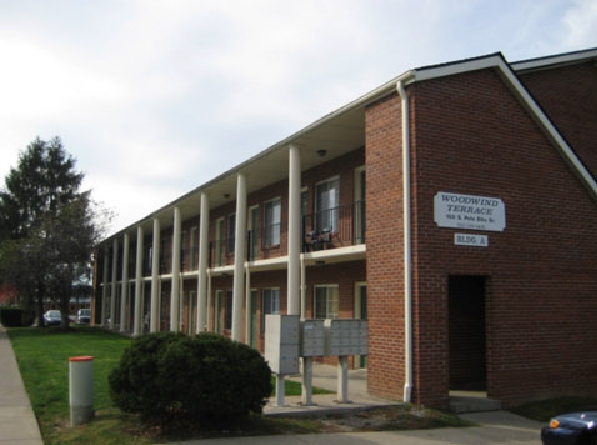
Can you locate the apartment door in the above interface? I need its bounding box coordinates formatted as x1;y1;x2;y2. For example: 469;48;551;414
215;290;222;334
250;289;257;348
449;275;487;391
355;282;367;368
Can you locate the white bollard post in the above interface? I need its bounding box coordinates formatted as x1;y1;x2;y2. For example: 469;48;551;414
69;356;94;426
301;356;313;405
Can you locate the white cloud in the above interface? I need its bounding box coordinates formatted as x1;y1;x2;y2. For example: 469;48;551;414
563;0;597;48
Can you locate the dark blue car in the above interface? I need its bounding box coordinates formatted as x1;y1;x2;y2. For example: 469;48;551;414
541;412;597;445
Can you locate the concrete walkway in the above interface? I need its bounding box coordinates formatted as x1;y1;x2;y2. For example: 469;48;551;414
0;325;44;445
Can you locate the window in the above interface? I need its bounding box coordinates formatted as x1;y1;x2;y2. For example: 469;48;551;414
264;198;281;247
160;238;168;274
227;214;236;253
225;290;233;330
314;285;339;319
190;226;197;270
248;206;259;260
315;177;339;233
261;288;280;334
180;231;187;271
215;218;224;266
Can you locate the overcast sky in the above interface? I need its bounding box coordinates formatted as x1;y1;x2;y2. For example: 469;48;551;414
1;0;596;234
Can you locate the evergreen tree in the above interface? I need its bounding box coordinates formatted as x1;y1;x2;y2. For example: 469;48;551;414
0;137;109;326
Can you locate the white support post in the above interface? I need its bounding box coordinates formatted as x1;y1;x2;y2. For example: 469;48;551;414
110;239;118;330
120;234;129;332
301;356;313;405
287;145;301;316
206;272;212;331
170;206;181;332
232;174;246;341
150;218;160;332
101;249;109;326
337;355;349;403
133;226;143;336
196;193;209;334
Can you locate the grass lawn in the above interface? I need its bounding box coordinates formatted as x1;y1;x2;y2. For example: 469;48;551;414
6;326;331;445
8;326;469;444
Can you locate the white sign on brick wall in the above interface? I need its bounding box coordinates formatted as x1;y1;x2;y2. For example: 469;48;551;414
434;191;506;232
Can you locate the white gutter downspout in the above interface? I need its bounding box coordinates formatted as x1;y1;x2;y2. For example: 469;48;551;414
397;76;413;403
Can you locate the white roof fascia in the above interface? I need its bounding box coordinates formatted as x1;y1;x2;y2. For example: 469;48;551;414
512;48;597;71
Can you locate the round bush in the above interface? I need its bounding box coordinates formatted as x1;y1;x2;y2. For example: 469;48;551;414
108;332;272;428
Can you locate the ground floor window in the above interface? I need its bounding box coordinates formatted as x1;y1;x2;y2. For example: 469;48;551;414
314;285;339;319
261;287;280;334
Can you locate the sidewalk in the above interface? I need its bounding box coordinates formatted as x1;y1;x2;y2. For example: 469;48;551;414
264;364;398;416
0;325;44;445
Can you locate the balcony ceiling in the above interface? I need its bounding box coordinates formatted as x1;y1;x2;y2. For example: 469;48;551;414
125;105;366;238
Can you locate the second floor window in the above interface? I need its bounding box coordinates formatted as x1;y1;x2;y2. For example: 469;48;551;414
264;198;281;247
227;214;235;253
180;231;187;271
315;177;339;233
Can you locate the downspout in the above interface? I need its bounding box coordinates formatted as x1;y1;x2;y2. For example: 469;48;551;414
397;75;413;403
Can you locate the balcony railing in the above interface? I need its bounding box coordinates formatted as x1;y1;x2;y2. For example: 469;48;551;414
301;200;365;252
149;200;365;272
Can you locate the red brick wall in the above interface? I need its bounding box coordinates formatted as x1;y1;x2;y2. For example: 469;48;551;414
408;67;597;408
518;62;597;175
365;93;406;400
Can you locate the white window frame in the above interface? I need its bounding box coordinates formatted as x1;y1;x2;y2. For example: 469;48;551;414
314;284;339;319
264;197;281;247
315;176;340;233
261;287;280;334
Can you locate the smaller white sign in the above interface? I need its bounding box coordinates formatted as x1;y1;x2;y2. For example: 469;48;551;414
454;233;488;247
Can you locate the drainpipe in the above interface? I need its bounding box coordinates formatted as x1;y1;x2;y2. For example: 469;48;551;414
397;75;413;403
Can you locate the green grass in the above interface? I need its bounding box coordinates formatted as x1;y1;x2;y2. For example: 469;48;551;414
7;326;333;445
511;396;597;422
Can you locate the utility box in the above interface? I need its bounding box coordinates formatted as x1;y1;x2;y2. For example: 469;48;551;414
324;319;368;356
264;314;300;375
300;319;325;356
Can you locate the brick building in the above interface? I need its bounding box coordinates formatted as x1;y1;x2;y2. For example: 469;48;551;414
93;47;597;409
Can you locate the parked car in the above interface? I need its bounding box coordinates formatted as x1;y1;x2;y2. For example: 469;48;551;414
541;411;597;445
75;309;91;325
43;310;61;326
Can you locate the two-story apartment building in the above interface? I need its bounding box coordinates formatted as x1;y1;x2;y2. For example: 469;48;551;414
93;47;597;410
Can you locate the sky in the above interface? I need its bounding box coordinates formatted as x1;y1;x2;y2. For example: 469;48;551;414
1;0;596;235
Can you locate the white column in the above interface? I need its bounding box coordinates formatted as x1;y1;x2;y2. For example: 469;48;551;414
110;239;118;330
196;193;210;333
288;145;301;316
170;206;181;332
101;249;109;325
232;173;246;341
120;233;129;331
133;226;143;336
150;218;161;332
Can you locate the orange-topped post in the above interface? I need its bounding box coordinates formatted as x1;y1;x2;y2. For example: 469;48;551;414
69;356;94;426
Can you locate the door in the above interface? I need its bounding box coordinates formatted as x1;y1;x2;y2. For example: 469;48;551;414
449;275;487;391
250;289;257;348
215;290;222;334
355;282;367;368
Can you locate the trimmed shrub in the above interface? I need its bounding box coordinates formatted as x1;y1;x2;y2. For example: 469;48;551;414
108;332;272;429
0;308;35;327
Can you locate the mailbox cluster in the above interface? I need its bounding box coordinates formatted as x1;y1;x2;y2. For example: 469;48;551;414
265;315;368;375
